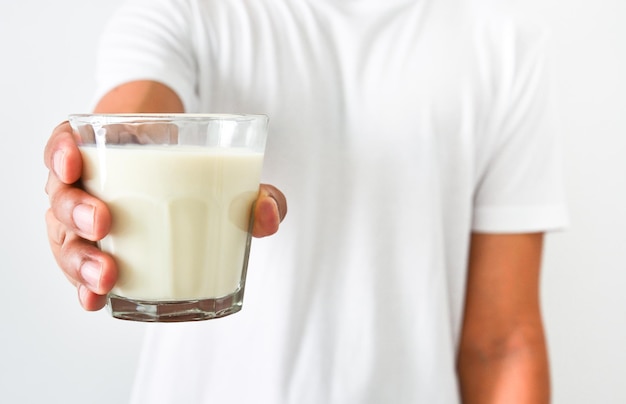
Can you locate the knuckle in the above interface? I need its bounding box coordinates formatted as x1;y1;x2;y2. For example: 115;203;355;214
46;208;67;248
44;172;56;197
58;236;89;281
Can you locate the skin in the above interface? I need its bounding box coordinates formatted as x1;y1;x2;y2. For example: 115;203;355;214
458;232;551;403
45;80;549;402
44;80;287;310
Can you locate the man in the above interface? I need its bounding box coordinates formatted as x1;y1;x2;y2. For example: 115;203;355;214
44;0;568;402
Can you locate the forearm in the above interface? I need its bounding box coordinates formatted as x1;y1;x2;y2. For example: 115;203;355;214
459;233;550;404
457;323;551;404
93;80;184;113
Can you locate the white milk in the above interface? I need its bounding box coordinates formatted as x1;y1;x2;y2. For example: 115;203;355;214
80;145;264;301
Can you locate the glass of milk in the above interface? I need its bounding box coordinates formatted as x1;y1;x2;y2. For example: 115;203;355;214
69;114;268;322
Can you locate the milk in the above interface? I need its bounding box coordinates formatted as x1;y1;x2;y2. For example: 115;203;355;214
80;145;264;301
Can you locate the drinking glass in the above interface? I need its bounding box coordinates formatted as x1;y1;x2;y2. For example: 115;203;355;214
69;113;269;322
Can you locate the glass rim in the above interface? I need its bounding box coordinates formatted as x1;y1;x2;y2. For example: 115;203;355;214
68;113;268;124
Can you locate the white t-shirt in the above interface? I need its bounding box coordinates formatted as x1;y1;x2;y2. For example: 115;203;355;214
95;0;568;402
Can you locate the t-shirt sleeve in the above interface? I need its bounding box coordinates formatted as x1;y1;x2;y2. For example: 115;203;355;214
93;0;199;112
471;23;569;233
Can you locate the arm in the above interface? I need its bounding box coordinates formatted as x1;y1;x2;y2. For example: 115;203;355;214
45;80;286;310
93;80;184;113
457;232;550;404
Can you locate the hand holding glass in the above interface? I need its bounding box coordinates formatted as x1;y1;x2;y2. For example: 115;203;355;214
69;114;268;322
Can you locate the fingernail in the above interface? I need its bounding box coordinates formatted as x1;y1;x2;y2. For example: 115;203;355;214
77;284;90;308
53;150;65;179
80;260;102;291
267;193;285;220
73;204;94;235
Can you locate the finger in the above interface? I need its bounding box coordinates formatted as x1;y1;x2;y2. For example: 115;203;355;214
44;121;83;185
46;209;117;296
262;184;287;221
46;207;73;279
46;172;111;241
78;285;109;311
252;184;287;238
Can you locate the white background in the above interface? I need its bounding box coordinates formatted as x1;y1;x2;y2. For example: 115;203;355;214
0;0;624;403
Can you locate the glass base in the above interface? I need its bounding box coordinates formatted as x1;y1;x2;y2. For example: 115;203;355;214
107;288;244;322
